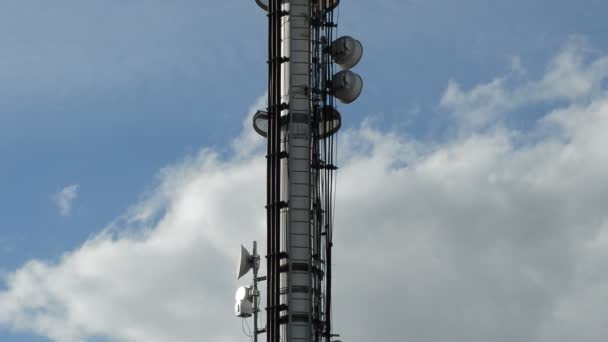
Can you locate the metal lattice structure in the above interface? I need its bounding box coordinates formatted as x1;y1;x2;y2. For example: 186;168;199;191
236;1;363;342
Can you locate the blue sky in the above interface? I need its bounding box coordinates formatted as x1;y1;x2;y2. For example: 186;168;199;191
1;1;608;341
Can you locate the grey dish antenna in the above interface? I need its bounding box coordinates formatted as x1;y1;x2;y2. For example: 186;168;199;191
331;36;363;70
333;70;363;104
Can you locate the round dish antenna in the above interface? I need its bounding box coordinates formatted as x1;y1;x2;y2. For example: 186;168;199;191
331;36;363;70
332;70;363;104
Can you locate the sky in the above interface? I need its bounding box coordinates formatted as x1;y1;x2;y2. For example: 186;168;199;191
1;0;608;341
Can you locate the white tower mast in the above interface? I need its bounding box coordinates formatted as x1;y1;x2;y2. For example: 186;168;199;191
237;2;363;342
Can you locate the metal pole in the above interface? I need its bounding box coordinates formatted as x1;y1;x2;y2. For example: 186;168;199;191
267;1;283;342
253;241;259;342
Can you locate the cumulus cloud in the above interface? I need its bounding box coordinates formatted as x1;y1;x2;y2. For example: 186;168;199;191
440;37;608;132
53;184;80;217
2;40;608;342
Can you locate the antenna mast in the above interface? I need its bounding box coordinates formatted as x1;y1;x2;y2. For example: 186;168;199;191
237;1;363;342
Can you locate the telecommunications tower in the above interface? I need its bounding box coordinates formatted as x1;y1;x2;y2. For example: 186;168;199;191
235;1;363;342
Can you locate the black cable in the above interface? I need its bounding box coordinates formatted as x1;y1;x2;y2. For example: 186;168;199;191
242;318;254;339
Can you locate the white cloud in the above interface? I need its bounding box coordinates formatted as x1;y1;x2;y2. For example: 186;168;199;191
2;40;608;342
440;37;608;132
53;184;80;217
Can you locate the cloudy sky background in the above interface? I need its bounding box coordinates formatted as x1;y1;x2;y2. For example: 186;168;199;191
1;0;608;341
